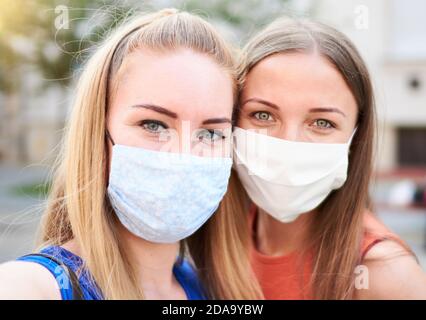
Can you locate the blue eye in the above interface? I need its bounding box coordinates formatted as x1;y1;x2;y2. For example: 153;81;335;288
252;111;273;121
314;119;334;129
196;129;225;142
140;120;168;133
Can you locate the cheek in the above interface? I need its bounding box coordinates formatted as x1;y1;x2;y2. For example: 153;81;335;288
351;110;359;129
342;108;358;141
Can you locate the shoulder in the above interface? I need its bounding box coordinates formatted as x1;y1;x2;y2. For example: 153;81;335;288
356;239;426;299
361;211;402;258
0;260;61;300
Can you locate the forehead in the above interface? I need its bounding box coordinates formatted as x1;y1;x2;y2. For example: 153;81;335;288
242;52;357;112
113;48;234;118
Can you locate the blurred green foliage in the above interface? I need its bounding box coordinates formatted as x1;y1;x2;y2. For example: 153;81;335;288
0;0;296;94
0;0;137;91
9;181;51;198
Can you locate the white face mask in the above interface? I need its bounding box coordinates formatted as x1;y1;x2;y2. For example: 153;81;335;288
233;127;356;223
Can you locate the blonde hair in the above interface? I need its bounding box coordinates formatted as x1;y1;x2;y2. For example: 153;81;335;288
38;8;262;300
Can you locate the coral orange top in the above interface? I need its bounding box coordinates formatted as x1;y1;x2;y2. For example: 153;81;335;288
249;204;398;299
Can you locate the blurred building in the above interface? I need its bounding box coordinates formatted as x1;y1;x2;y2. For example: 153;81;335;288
314;0;426;173
0;70;68;165
0;0;425;265
0;0;425;172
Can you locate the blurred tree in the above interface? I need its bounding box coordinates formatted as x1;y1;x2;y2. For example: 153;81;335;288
0;38;19;95
179;0;293;40
0;0;310;94
0;0;314;164
0;0;142;92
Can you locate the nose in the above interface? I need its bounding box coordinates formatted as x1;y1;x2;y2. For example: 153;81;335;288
161;120;198;154
276;124;301;142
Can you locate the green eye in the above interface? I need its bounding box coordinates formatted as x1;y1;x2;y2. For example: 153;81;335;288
314;119;333;129
140;120;168;133
253;111;273;121
197;129;225;142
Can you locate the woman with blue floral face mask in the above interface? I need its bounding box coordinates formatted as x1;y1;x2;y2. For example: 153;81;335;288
0;9;262;300
231;17;426;299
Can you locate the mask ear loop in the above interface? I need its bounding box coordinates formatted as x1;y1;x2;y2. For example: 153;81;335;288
348;127;358;145
105;130;115;188
106;130;116;146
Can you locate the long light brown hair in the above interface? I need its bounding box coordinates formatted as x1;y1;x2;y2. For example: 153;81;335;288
38;8;262;300
235;17;378;299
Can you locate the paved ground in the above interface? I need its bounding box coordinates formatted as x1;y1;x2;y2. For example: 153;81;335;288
1;165;426;271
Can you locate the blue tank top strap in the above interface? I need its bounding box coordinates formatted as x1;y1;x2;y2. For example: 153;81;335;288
17;246;205;300
17;245;103;300
17;251;74;300
173;259;207;300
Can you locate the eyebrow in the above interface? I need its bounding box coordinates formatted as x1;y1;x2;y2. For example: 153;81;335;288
241;98;346;117
240;98;279;110
309;107;346;117
131;104;231;124
202;118;232;125
131;104;178;118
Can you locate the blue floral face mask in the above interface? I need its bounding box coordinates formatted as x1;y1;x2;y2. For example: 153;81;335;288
107;141;232;244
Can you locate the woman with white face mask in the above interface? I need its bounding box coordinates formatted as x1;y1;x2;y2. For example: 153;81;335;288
231;17;426;299
0;9;262;300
